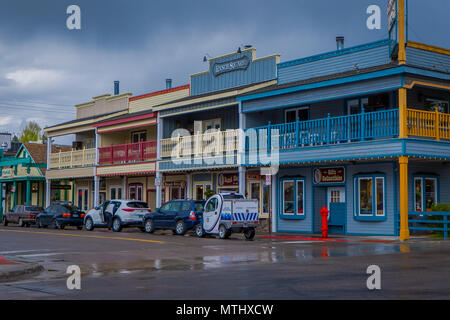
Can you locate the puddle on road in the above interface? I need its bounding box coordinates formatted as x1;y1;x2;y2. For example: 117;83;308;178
73;242;425;279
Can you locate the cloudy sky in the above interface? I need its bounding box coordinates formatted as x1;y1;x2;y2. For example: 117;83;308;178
0;0;448;143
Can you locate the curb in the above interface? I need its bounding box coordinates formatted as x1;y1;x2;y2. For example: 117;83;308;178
0;260;44;283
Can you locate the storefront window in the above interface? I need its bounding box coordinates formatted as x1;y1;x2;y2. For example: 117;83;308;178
297;180;304;215
110;187;122;200
283;181;294;215
280;178;306;220
376;177;385;216
359;178;373;215
414;176;438;212
354;175;386;221
129;184;143;201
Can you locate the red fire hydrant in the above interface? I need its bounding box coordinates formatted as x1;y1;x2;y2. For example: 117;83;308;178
320;206;329;238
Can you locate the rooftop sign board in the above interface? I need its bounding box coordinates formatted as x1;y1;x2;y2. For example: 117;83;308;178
212;55;250;77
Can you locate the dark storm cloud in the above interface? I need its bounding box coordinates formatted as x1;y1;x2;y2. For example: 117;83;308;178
0;0;448;141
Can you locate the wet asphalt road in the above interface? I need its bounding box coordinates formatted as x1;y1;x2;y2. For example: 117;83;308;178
0;225;449;299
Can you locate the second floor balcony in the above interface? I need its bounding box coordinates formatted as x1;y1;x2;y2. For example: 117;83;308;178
244;108;450;153
98;140;157;165
161;129;239;158
49;148;96;169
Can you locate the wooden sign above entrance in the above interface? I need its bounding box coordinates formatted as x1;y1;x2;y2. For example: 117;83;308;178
218;173;239;186
313;167;345;185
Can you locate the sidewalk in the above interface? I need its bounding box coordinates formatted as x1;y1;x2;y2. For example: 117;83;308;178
0;256;43;283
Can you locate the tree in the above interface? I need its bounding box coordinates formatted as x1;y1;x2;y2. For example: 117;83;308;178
19;121;42;143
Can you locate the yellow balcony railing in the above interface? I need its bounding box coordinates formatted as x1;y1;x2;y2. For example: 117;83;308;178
160;129;239;158
49;148;96;169
407;108;450;140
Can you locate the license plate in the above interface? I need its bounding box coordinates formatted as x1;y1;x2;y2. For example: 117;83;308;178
73;214;79;217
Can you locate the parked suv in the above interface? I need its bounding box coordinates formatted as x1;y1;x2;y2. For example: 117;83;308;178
2;205;44;227
84;200;151;232
36;204;85;229
143;200;205;235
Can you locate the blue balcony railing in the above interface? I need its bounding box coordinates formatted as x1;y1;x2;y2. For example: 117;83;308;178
245;109;399;151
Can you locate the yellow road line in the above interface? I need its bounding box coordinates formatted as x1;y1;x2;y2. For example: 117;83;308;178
0;229;182;245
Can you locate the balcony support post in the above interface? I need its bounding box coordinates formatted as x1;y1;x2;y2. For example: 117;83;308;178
239;166;246;197
326;113;331;145
399;88;408;138
45;180;51;207
93;176;100;208
399;156;410;241
360;107;365;141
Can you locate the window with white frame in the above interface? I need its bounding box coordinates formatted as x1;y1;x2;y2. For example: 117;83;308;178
110;187;122;200
354;175;386;220
281;178;305;219
285;106;309;123
414;176;438;212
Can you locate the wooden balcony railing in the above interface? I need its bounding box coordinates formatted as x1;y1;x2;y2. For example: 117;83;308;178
49;148;96;169
98;141;157;164
245;109;400;151
407;108;450;140
160;129;239;158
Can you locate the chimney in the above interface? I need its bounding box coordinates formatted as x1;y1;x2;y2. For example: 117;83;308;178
114;81;120;95
336;36;344;50
166;79;172;90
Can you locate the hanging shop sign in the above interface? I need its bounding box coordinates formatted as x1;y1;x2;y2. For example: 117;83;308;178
218;173;239;186
164;181;185;187
246;173;264;181
313;167;345;185
212;55;250;77
51;184;72;190
1;168;12;178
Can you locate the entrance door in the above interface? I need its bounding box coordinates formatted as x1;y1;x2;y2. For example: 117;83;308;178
250;182;261;216
327;187;346;233
147;190;156;211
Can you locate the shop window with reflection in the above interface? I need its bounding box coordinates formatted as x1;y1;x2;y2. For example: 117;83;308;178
280;178;306;220
110;187;122;200
129;184;143;201
414;176;438;212
354;174;386;221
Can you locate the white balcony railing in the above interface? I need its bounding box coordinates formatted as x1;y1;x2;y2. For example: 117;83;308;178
49;148;96;169
160;129;239;158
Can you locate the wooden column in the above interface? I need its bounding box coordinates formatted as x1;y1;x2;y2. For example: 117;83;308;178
399;88;408;138
399;156;410;241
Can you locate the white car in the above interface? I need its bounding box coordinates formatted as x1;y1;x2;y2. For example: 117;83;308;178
84;200;151;232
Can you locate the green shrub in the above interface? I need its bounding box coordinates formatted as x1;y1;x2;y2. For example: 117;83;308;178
428;204;450;239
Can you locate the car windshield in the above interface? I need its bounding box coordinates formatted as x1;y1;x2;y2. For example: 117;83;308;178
222;194;244;199
25;206;43;212
126;201;148;209
194;202;204;212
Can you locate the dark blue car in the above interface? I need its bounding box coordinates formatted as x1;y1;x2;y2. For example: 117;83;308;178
142;200;205;235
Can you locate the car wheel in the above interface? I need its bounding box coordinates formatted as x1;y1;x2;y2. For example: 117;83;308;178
175;220;186;235
2;217;8;226
195;224;205;238
218;224;230;239
112;218;122;232
144;219;154;233
18;218;24;227
244;228;256;240
85;217;94;231
50;219;58;229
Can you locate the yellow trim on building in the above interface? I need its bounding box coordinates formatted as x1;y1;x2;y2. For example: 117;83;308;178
407;41;450;56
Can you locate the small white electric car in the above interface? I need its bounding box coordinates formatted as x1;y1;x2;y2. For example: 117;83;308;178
84;200;151;232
